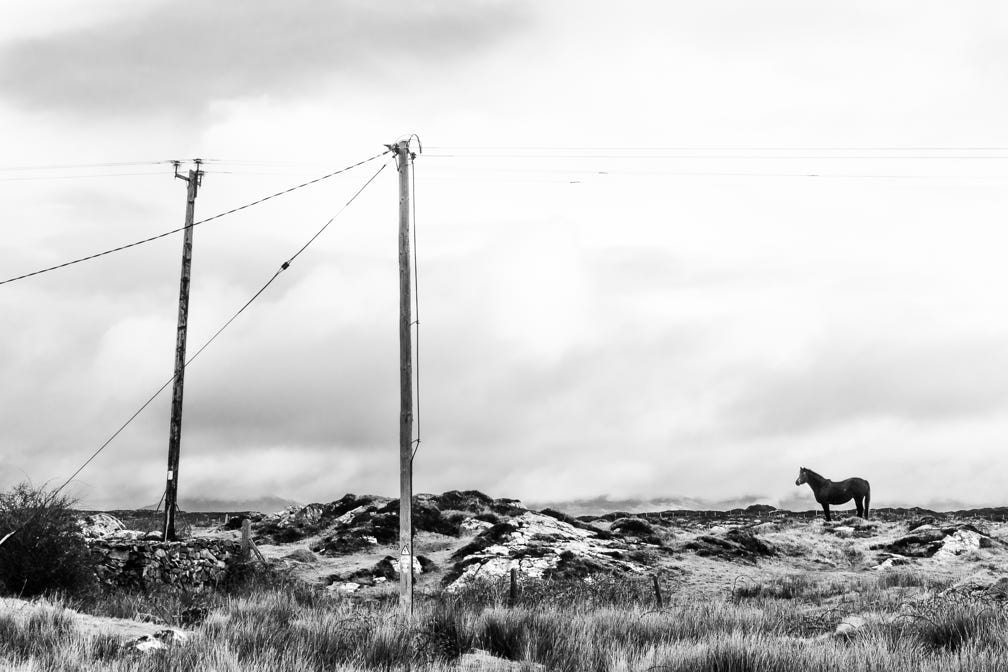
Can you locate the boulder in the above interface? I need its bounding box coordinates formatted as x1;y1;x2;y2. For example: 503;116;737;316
78;513;128;539
871;524;994;559
933;527;989;561
445;511;645;589
834;615;869;638
870;526;948;557
460;517;494;534
129;629;187;653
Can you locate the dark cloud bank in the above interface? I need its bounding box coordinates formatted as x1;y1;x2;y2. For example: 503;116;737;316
0;0;528;118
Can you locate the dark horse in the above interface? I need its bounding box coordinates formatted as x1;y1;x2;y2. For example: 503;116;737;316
795;467;870;521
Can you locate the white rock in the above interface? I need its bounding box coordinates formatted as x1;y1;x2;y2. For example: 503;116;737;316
78;514;127;539
933;529;984;561
834;615;868;637
336;506;366;525
386;557;423;574
447;511;646;591
328;581;360;593
460;517;494;534
130;629;187;653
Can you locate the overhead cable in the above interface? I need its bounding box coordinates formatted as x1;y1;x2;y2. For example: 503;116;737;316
44;158;391;510
0;150;391;287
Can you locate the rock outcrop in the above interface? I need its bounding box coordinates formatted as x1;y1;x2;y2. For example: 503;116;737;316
254;490;525;553
870;524;994;560
445;511;647;589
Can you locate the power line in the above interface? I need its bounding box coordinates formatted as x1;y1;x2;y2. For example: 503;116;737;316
0;150;390;287
46;158;391;509
0;171;172;182
410;146;421;463
0;160;176;172
419;170;1008;182
427;145;1008;151
426;153;1008;160
0;159;390;551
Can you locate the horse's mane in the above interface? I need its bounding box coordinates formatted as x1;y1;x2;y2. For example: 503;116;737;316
802;467;827;483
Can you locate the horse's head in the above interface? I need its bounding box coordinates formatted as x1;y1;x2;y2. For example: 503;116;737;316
795;467;808;486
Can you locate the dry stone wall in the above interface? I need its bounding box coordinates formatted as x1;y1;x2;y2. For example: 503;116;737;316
89;538;240;590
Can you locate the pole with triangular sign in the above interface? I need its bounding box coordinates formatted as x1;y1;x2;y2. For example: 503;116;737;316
392;139;414;613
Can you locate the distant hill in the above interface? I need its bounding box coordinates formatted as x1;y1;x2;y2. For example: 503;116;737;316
139;495;298;513
532;493;1003;516
527;494;777;517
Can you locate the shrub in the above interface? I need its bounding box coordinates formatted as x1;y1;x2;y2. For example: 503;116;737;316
611;517;655;537
0;482;95;597
479;608;527;660
414;598;476;662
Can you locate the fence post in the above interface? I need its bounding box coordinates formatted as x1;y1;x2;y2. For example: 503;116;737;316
509;567;518;607
241;518;251;560
652;574;663;609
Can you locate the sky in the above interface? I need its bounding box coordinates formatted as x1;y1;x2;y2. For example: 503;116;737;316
3;1;1008;512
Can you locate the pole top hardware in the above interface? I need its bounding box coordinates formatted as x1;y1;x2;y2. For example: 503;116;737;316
173;159;205;186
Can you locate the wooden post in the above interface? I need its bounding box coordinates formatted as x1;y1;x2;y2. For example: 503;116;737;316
163;163;202;542
509;567;518;607
652;574;663;609
394;140;414;614
241;518;251;560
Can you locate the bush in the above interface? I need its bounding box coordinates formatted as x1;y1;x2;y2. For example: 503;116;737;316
0;482;95;597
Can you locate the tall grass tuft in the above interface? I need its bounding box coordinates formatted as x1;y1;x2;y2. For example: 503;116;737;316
6;573;1008;671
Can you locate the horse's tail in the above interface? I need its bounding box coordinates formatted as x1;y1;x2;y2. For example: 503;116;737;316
864;481;871;519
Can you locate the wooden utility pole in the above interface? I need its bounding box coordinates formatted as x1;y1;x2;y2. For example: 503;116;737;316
393;140;415;612
163;161;202;542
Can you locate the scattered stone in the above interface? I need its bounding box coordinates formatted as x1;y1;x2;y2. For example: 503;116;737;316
824;517;878;538
129;629;187;653
460;517;494;534
834;615;868;638
873;554;912;570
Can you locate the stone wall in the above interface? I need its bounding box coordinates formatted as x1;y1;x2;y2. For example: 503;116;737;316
88;538;240;590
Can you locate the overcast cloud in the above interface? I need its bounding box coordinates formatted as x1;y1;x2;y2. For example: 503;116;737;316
3;2;1008;512
0;0;528;118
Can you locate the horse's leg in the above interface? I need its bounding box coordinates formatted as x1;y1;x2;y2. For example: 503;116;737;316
864;490;871;520
855;496;864;519
821;503;830;522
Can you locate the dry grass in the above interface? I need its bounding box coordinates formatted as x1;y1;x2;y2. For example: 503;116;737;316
2;568;1008;671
